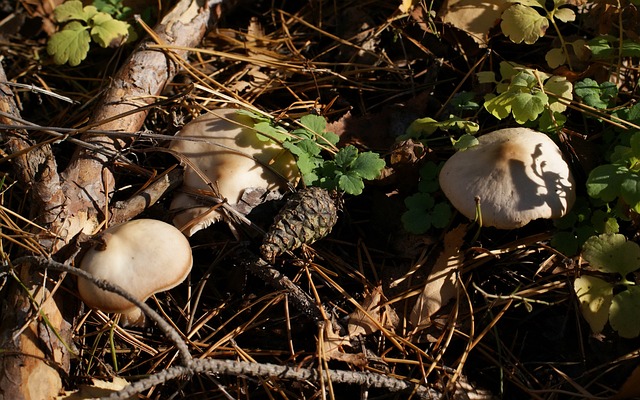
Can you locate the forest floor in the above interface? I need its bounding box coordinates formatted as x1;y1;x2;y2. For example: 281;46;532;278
1;0;640;399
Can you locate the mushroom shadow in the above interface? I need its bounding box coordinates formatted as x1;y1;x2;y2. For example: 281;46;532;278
508;143;570;215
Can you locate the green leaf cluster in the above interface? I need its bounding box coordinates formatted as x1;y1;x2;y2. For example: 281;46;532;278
478;61;573;127
587;131;640;213
588;35;640;60
47;0;130;66
551;198;618;256
574;78;618;109
238;111;385;196
401;115;479;140
575;234;640;338
500;0;575;45
401;162;452;234
93;0;132;20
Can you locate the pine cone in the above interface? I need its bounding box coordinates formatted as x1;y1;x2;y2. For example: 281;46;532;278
260;187;339;262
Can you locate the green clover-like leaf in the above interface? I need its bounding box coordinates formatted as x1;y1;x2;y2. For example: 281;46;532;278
621;174;640;213
609;285;640;338
574;78;618;109
351;151;385;180
553;7;575;23
546;47;566;69
334;145;358;169
586;164;629;203
402;208;432;234
53;0;88;22
501;3;549;44
511;91;548;123
574;275;614;334
431;202;452;229
47;21;91;66
90;12;129;47
544;75;572;114
582;233;640;276
337;171;365;195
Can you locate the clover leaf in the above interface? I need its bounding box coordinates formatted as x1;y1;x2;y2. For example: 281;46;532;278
577;234;640;338
48;0;130;66
90;12;129;47
479;61;573;127
574;78;618;109
501;3;549;44
501;0;575;45
47;21;91;66
582;233;640;276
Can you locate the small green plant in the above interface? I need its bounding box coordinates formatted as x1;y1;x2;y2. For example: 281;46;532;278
551;198;618;256
586;130;640;214
574;78;618;110
47;0;130;66
238;111;386;196
575;233;640;338
401;161;452;234
93;0;132;20
588;35;640;60
500;0;576;69
477;61;573;130
399;114;479;151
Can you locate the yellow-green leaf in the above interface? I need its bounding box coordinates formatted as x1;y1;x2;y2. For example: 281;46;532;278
574;275;613;334
47;21;91;66
53;0;87;23
501;3;549;44
553;7;575;23
90;12;129;48
610;286;640;338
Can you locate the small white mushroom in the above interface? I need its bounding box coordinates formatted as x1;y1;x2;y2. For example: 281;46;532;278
77;219;193;325
169;108;299;236
439;127;575;229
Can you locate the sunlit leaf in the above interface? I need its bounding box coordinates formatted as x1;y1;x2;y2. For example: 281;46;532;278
582;233;640;276
574;275;613;334
501;3;549;44
47;21;91;66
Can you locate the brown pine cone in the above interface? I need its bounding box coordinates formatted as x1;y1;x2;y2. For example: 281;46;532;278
260;187;338;262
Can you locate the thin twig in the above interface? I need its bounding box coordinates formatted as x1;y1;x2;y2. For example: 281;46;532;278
109;358;442;400
233;247;326;323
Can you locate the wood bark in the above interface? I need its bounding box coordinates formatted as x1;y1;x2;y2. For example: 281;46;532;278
0;0;222;398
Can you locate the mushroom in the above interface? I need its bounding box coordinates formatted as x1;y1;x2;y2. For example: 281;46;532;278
169;108;299;236
439;127;575;229
77;219;193;325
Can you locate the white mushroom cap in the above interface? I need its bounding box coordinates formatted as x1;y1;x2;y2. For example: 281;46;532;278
169;108;299;236
77;219;193;325
439;127;575;229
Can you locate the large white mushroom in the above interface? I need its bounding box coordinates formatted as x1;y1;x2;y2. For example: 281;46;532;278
169;108;299;236
439;127;575;229
77;219;193;326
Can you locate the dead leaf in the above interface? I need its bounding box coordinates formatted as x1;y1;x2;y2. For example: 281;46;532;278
320;322;367;367
348;285;399;336
438;0;510;46
57;377;131;399
410;224;468;330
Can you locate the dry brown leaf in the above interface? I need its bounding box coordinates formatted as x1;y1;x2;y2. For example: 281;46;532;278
57;377;131;399
410;224;468;330
320;322;367;367
438;0;510;46
347;285;399;336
